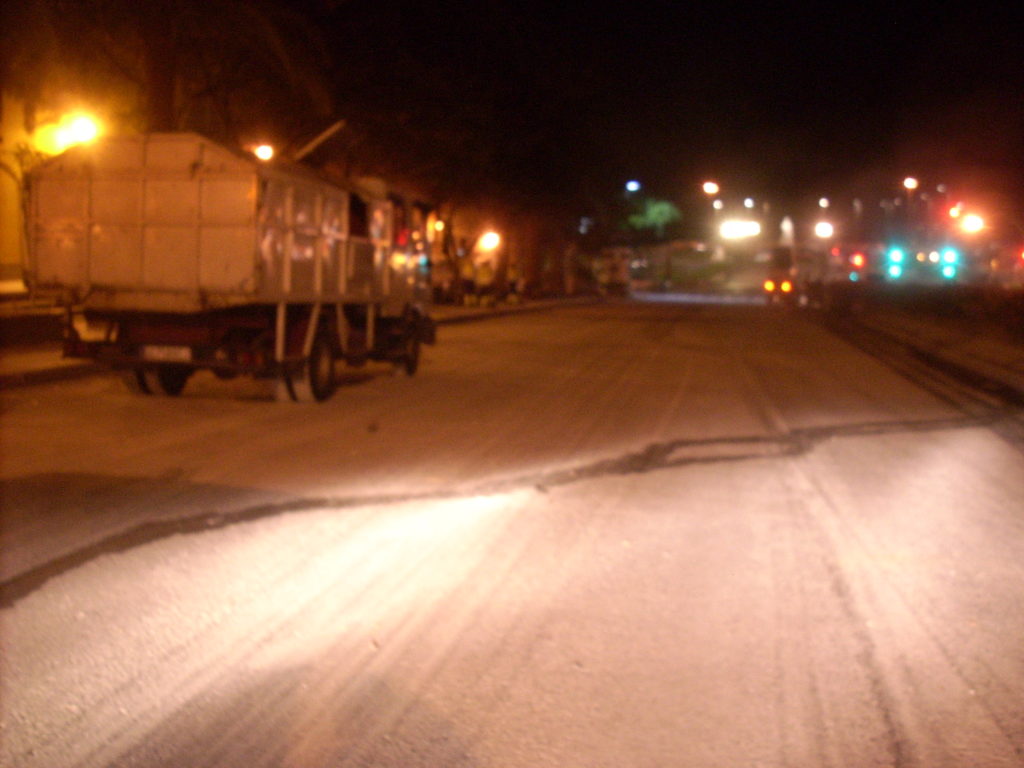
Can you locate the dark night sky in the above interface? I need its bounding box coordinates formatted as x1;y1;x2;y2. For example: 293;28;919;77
327;1;1023;210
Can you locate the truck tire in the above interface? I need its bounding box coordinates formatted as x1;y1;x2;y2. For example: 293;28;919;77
122;366;190;396
156;365;191;396
401;334;420;376
288;333;336;402
123;368;158;395
395;310;421;376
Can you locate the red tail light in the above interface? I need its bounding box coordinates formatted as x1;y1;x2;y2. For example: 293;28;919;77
764;280;776;292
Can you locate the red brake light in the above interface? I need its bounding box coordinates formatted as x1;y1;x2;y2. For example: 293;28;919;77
851;253;865;268
764;280;776;292
781;280;793;293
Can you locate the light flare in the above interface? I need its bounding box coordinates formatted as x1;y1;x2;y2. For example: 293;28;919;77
478;231;501;251
961;213;984;233
33;113;102;154
719;219;761;239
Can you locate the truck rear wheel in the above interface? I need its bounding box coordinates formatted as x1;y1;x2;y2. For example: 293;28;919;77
287;333;336;402
123;368;157;395
394;310;421;377
122;365;190;396
156;365;191;396
400;334;420;376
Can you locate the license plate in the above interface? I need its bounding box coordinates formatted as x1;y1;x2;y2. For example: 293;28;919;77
141;345;193;363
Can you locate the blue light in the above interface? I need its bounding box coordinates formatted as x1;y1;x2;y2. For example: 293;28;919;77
848;271;860;282
888;247;905;264
888;264;904;279
625;180;641;193
941;265;957;279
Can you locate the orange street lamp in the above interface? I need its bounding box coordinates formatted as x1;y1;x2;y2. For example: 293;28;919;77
478;231;501;251
961;213;985;233
33;112;102;155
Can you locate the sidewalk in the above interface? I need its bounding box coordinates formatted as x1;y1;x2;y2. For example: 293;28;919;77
0;345;103;388
0;296;600;389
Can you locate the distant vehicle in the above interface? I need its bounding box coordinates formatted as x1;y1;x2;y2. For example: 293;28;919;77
26;133;436;401
758;243;883;311
803;243;882;311
760;246;806;306
761;246;798;307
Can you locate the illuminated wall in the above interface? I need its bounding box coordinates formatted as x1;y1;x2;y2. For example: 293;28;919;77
0;92;107;292
0;92;29;287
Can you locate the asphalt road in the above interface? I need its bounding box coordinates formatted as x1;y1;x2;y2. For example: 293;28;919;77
2;300;1023;767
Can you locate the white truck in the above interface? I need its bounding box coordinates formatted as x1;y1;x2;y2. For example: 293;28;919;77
26;133;435;401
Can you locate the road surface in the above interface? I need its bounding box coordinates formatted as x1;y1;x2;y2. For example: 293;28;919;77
2;299;1023;767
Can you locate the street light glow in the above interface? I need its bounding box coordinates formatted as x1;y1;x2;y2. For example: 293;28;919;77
818;197;830;209
479;231;501;251
33;112;102;154
64;115;99;145
625;180;641;193
743;198;755;209
961;213;985;233
253;144;275;161
814;221;835;238
702;181;720;196
903;177;919;191
719;219;761;240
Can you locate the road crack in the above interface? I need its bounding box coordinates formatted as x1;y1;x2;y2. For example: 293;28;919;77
0;413;998;609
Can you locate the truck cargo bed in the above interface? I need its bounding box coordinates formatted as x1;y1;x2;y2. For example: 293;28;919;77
28;133;413;312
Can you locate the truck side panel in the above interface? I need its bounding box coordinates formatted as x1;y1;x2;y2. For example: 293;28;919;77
32;176;89;286
28;133;431;315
